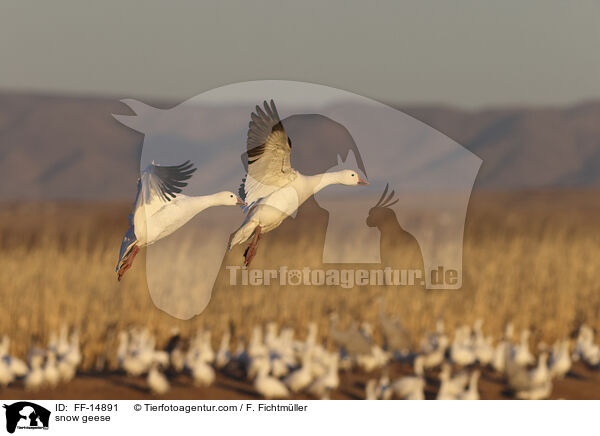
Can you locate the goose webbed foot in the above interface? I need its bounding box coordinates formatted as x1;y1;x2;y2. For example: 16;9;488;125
117;245;140;281
243;226;262;267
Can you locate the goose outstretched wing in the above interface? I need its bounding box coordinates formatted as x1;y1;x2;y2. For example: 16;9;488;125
139;160;197;205
239;100;296;208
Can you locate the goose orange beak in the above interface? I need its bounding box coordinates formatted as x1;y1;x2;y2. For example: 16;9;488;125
358;176;369;185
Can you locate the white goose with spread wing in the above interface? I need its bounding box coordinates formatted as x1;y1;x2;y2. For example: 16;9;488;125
230;100;368;266
116;160;245;279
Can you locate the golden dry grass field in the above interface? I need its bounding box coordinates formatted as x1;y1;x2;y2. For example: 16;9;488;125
1;191;599;399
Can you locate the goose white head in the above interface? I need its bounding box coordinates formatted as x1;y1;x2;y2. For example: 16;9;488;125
333;170;369;186
214;191;246;207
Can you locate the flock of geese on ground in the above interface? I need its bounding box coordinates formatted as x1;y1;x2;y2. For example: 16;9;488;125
2;314;598;400
0;326;81;391
116;316;598;400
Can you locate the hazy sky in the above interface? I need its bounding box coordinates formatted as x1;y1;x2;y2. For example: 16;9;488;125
1;0;599;108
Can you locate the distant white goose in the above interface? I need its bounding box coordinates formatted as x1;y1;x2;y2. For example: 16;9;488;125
57;356;76;384
474;336;494;366
365;379;378;400
247;325;268;358
307;354;340;400
44;351;60;388
436;363;469;400
492;323;515;373
55;325;71;357
55;329;81;383
508;351;553;400
229;100;368;266
247;354;270;380
549;340;571;378
147;364;170;395
254;365;290;399
116;331;130;368
215;331;231;369
572;325;600;367
117;329;167;376
529;352;550;386
392;356;425;399
63;330;82;369
284;353;314;393
421;319;447;354
402;380;425;400
512;330;535;367
186;329;215;366
356;345;390;372
375;374;394;400
516;379;552;400
457;370;480;400
270;355;291;378
0;336;28;379
450;326;476;366
191;360;216;387
276;353;297;378
170;346;185;373
0;359;14;387
492;341;509;373
264;322;280;349
116;160;245;279
472;320;494;366
422;336;449;370
25;355;45;391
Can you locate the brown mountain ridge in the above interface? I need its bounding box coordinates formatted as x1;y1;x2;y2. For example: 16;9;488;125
1;92;599;200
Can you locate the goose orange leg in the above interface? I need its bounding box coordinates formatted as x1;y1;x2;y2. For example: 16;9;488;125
243;226;262;267
117;245;140;281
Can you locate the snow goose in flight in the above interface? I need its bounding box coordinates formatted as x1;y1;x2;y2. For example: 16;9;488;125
230;100;368;266
116;160;245;280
